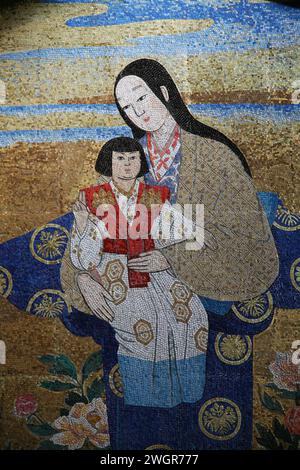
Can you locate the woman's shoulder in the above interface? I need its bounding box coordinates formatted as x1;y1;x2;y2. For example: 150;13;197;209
180;128;249;175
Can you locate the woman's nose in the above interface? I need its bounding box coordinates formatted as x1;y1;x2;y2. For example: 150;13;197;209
132;103;145;117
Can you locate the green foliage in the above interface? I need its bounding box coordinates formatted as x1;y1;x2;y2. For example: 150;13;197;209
65;391;88;407
82;350;103;382
260;391;285;414
39;380;76;392
255;423;281;450
87;378;105;402
38;354;77;380
27;423;56;437
272;417;293;444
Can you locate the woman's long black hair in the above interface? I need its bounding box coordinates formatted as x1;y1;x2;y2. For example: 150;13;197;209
114;58;251;177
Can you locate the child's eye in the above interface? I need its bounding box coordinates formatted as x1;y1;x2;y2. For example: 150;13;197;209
137;94;147;102
117;156;125;161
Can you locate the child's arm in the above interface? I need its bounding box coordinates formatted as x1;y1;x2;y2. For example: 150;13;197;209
70;192;108;271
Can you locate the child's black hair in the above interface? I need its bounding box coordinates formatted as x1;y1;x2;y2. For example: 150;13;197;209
95;136;149;177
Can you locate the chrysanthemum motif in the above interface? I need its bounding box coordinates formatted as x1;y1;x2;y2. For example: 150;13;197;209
232;291;273;324
33;294;65;318
220;335;246;360
30;224;69;265
0;267;13;298
204;403;236;433
198;398;241;441
0;273;7;296
215;334;252;365
109;364;124;398
290;258;300;293
27;290;70;318
274;205;300;231
36;230;67;259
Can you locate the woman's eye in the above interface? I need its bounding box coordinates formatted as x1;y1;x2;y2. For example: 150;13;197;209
137;95;147;102
117;156;124;161
122;104;130;111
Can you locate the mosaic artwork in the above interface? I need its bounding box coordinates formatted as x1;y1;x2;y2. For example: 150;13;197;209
0;0;300;451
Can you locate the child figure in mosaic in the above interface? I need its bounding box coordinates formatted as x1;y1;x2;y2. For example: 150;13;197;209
69;137;208;408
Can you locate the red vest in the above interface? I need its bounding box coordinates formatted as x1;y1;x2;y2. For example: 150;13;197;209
82;182;170;288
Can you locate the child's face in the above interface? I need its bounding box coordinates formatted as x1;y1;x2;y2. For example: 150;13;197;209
112;150;141;181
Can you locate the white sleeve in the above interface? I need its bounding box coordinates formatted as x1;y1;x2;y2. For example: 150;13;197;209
70;216;107;271
151;201;204;249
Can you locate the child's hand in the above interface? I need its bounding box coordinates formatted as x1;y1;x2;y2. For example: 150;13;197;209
72;191;90;235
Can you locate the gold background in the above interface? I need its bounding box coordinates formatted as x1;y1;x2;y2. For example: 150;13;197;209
0;0;299;449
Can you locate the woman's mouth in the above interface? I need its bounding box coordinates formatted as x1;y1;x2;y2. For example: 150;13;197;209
143;116;150;123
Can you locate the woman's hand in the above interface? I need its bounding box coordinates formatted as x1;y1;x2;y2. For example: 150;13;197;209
77;273;114;323
72;191;90;235
127;250;170;273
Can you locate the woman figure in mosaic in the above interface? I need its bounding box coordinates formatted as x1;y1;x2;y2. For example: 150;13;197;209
68;136;208;408
113;59;279;303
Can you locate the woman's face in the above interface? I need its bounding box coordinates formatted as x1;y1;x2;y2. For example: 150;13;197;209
111;150;141;181
115;75;170;132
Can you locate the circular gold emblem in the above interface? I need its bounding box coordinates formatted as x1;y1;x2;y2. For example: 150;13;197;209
30;224;69;265
232;291;273;324
215;333;252;365
290;257;300;293
0;266;13;298
273;204;300;231
108;363;124;398
198;397;241;441
27;289;71;318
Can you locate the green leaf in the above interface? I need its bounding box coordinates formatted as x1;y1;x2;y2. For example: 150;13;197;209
87;378;105;402
65;392;88;407
265;383;298;400
39;380;76;392
82;350;103;382
37;440;67;450
255;423;280;450
261;392;285;414
27;423;56;437
38;354;77;380
273;417;293;444
60;408;70;416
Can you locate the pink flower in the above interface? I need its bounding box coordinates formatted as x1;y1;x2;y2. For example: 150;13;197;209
284;407;300;436
14;394;38;418
269;352;300;392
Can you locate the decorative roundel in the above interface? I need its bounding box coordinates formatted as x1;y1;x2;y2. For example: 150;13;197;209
145;444;173;450
198;397;242;441
290;257;300;293
108;363;124;398
273;204;300;231
215;333;252;366
0;266;13;298
30;223;69;265
26;289;71;318
232;291;273;324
